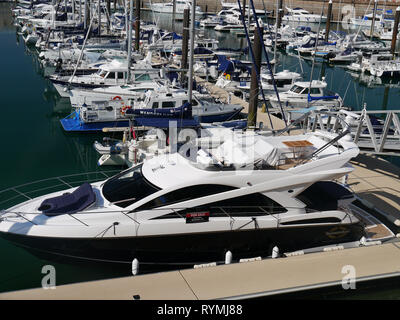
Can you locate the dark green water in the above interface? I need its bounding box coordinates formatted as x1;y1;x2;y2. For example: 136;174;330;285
0;3;400;297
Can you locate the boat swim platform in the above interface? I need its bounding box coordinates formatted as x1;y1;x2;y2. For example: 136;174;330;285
1;154;400;300
1;242;400;300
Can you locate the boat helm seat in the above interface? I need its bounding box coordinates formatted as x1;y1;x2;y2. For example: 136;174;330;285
38;183;96;216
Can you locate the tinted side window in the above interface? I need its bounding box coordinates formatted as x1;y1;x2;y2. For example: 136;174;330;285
152;193;287;219
162;101;175;108
135;184;237;211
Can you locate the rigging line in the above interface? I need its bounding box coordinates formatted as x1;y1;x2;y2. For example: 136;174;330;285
307;0;326;108
249;0;287;125
94;223;115;238
337;0;342;33
354;81;359;107
69;0;100;84
354;0;373;41
236;0;273;128
342;76;352;103
236;0;273;129
235;218;255;230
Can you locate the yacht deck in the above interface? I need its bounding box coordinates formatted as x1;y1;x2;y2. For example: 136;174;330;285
1;153;400;300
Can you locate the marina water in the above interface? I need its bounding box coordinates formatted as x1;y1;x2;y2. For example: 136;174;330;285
1;2;400;298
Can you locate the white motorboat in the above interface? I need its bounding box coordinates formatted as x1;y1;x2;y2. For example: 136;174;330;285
50;54;159;97
149;0;203;18
349;10;394;29
0;128;368;266
282;7;327;23
267;80;343;110
237;70;302;95
68;81;167;108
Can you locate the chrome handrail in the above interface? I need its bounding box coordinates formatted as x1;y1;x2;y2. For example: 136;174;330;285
0;170;121;209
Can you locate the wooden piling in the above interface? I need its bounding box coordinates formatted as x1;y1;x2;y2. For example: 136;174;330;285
370;0;378;40
135;0;140;51
181;7;189;85
277;0;283;29
325;0;332;42
248;26;263;128
243;0;246;22
172;0;176;33
98;0;101;35
391;7;400;56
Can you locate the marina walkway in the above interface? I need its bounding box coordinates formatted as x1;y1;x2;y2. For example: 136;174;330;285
195;76;287;130
1;242;400;300
349;154;400;227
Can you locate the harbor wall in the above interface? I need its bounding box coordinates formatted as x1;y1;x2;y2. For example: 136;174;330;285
142;0;400;22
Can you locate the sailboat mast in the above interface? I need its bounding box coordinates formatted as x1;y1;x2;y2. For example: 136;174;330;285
187;0;196;104
273;0;278;74
127;0;133;83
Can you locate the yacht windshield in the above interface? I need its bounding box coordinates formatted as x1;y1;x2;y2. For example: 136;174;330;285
290;85;304;94
102;164;160;208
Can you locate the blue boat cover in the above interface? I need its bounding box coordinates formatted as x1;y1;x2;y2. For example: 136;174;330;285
38;183;96;216
308;94;339;102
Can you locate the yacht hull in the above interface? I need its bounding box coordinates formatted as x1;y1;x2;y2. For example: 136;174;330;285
0;222;364;266
60;110;241;132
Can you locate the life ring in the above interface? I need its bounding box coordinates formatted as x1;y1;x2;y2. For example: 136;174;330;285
112;96;128;115
120;106;131;115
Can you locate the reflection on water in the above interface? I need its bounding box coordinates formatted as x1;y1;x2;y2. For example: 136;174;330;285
0;2;13;30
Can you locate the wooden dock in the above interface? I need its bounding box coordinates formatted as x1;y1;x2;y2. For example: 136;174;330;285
194;76;286;131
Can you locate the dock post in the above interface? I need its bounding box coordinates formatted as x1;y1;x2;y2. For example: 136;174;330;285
107;0;111;15
181;7;190;87
370;0;378;40
277;0;283;29
72;0;75;22
391;7;400;56
248;25;263;129
84;0;89;30
79;0;82;23
98;0;101;36
135;0;141;51
187;0;196;104
325;0;333;42
242;0;246;24
172;0;176;34
106;0;111;31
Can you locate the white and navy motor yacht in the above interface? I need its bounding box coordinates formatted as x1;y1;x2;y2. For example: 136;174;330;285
0;130;365;266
